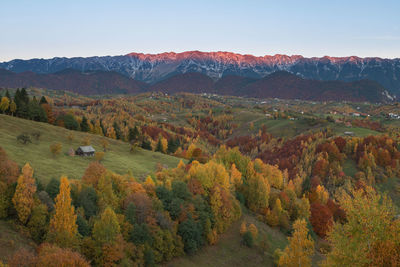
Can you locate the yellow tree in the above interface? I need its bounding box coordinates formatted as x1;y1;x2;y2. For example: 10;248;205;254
100;139;109;152
50;142;62;157
278;219;314;267
12;163;37;224
0;96;10;113
106;127;116;139
230;163;242;189
9;100;17;116
95;152;105;162
323;186;400;266
161;137;168;153
248;173;270;212
48;176;78;246
186;143;197;159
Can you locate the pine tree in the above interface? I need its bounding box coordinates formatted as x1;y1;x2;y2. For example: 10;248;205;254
155;138;163;152
39;96;48;104
12;163;37;224
46;177;60;200
113;121;122;140
5;90;11;100
80;116;89;132
48;176;78;247
128;126;140;143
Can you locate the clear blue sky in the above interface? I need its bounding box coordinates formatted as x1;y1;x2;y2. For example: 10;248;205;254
1;0;399;61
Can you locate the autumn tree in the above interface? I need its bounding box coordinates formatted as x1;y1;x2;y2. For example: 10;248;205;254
82;135;91;146
106;127;117;139
100;139;109;152
12;163;37;224
93;206;121;245
82;161;107;187
323;186;400;266
9;100;17;116
277;219;314;267
67;132;74;142
230;163;242;189
41;103;55;124
50;142;62;157
310;202;333;238
295;195;311;220
247;173;270;213
48;176;78;247
0;96;10;113
35;243;90;267
95;152;105;162
27;204;49;243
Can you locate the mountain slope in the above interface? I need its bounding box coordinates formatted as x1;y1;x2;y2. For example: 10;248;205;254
1;51;399;95
0;68;147;95
149;72;214;94
148;71;391;102
240;71;391;102
0;69;392;102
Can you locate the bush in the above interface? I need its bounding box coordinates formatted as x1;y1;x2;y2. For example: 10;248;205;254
50;142;62;157
17;133;32;144
46;178;60;200
242;231;254;247
31;131;41;141
95;152;105;162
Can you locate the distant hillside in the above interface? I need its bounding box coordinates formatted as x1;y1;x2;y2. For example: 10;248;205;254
150;71;392;102
237;71;393;102
0;68;147;95
149;72;214;94
0;68;393;102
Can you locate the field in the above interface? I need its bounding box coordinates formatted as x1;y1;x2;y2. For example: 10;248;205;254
377;176;400;212
0;115;182;184
232;113;381;139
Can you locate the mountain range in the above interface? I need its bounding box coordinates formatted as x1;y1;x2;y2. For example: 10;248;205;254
0;51;398;101
0;67;392;102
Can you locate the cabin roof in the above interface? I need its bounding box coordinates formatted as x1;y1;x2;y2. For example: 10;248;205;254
77;146;95;153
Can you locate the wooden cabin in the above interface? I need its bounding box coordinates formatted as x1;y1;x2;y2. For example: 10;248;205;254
75;146;95;156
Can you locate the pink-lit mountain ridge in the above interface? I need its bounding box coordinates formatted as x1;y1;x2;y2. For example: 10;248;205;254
0;51;398;100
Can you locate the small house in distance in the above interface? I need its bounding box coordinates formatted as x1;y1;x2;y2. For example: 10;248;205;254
344;131;355;136
75;146;95;156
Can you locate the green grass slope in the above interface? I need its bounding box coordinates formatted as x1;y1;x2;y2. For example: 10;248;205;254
165;211;288;267
0;115;182;184
0;220;36;263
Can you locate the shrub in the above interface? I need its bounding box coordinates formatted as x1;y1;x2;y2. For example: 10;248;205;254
95;152;105;162
242;231;254;247
17;133;32;144
50;142;62;157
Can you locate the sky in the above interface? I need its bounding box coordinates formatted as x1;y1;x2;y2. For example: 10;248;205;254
1;0;399;62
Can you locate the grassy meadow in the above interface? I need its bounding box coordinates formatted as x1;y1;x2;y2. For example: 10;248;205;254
0;114;182;184
165;210;288;267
